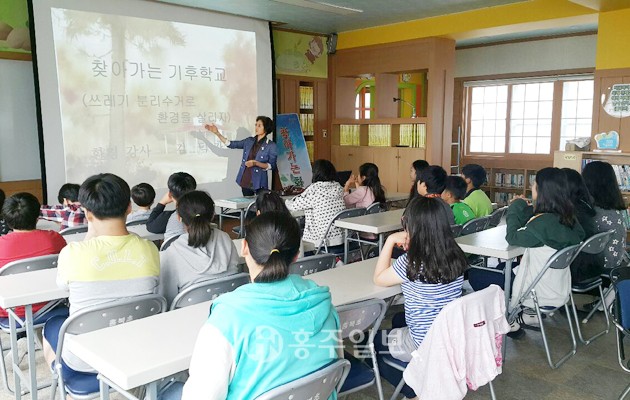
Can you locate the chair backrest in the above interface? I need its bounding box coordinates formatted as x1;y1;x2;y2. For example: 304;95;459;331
460;216;490;236
169;273;251;310
126;218;149;227
55;294;167;362
486;206;507;228
450;224;463;238
0;254;59;276
336;298;387;344
315;207;366;254
366;202;387;215
577;230;615;255
610;267;630;330
59;225;88;236
160;234;181;251
289;254;336;276
508;243;581;320
255;359;351;400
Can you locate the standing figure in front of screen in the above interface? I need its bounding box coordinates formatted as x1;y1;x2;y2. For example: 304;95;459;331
205;116;277;196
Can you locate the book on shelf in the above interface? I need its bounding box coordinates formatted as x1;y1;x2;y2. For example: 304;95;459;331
299;86;314;109
398;123;426;148
494;192;516;206
305;141;314;161
299;113;314;136
494;172;524;188
340;124;360;146
368;125;391;147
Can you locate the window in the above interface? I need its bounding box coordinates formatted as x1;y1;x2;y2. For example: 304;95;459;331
465;76;593;156
355;84;373;119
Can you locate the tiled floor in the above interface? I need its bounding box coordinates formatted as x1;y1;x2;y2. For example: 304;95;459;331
0;297;628;400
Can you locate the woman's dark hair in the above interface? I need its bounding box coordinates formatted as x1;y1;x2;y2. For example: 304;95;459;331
167;172;197;201
0;188;5;209
256;116;274;135
245;211;300;283
255;190;290;214
402;197;467;284
177;191;215;248
562;168;595;217
359;163;386;204
79;173;131;219
582;161;626;211
2;192;40;230
311;159;337;183
131;183;156;207
408;160;429;203
533;167;576;227
57;183;80;203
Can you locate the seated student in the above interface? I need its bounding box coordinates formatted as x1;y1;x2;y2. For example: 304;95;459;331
441;175;476;225
286;159;346;247
43;173;160;373
343;162;386;209
461;164;493;217
415;165;455;225
0;189;9;235
0;192;67;318
39;183;87;230
161;212;340;400
372;197;467;399
127;182;156;223
255;190;305;258
407;159;429;205
159;190;239;306
146;172;196;240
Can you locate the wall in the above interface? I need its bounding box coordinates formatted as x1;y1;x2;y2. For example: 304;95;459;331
455;34;597;78
596;8;630;70
0;58;40;181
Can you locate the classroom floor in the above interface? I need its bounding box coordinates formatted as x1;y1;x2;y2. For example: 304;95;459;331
0;297;627;400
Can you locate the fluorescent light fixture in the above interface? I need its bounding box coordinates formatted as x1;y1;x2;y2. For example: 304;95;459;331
271;0;363;15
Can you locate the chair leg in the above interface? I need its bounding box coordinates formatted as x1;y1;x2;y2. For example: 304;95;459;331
620;382;630;400
488;380;497;400
582;285;614;324
389;377;406;400
533;291;577;369
369;344;385;400
570;288;610;345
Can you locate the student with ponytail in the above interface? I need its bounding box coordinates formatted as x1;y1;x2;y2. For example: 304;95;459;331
159;190;239;306
175;212;340;400
343;162;386;208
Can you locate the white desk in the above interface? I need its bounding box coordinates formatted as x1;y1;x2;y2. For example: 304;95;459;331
63;225;164;243
334;209;404;263
232;239;316;264
0;268;68;400
385;192;409;204
65;258;400;400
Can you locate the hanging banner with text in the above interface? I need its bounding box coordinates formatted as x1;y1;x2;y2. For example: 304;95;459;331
275;113;312;189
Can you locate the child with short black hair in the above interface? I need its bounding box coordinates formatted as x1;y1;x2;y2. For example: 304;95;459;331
442;176;476;225
415;165;455;225
146;172;197;240
461;164;493;217
39;183;87;230
0;188;9;235
127;182;156;223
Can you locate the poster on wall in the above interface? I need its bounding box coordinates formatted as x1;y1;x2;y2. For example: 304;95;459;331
273;30;327;78
602;83;630;118
275;113;312;189
0;0;30;56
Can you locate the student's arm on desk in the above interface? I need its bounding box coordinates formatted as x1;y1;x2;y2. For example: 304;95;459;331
505;198;540;247
373;232;406;287
182;324;233;400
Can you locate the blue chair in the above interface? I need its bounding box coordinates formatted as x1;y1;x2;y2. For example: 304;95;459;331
610;266;630;400
48;294;167;399
337;299;387;400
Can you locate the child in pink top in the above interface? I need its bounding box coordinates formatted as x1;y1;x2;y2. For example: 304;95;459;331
343;162;386;209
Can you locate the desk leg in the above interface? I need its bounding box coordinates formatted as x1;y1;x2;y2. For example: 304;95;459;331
378;234;384;253
218;207;225;230
99;378;110;400
239;209;245;239
24;305;37;400
145;382;158;400
343;228;348;265
8;310;20;400
502;258;514;361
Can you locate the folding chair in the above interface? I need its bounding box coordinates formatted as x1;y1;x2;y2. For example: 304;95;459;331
569;230;614;345
610;266;630;400
314;208;366;256
337;299;387;400
255;358;350;400
450;224;463;238
169;273;250;310
288;254;336;276
486;206;507;228
159;234;181;251
48;294;167;400
507;243;581;369
0;255;67;395
125;218;149;227
232;201;256;238
460;216;490;236
59;225;88;236
366;202;387;214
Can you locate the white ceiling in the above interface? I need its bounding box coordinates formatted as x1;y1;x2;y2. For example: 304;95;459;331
154;0;598;46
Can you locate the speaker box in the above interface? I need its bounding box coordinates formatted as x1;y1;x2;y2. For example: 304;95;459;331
327;33;337;55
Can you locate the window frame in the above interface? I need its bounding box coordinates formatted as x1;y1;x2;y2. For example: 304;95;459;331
461;72;594;161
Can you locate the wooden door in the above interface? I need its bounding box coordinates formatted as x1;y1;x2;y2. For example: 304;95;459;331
397;147;427;192
372;148;400;193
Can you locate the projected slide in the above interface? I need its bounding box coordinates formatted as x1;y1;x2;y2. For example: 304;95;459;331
50;8;257;188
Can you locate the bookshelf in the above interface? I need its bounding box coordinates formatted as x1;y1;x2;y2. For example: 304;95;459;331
480;167;539;206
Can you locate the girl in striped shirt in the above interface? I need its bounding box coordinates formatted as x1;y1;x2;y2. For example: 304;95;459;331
373;196;468;398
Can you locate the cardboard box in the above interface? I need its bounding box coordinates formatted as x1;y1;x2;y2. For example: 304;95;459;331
565;142;590;151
